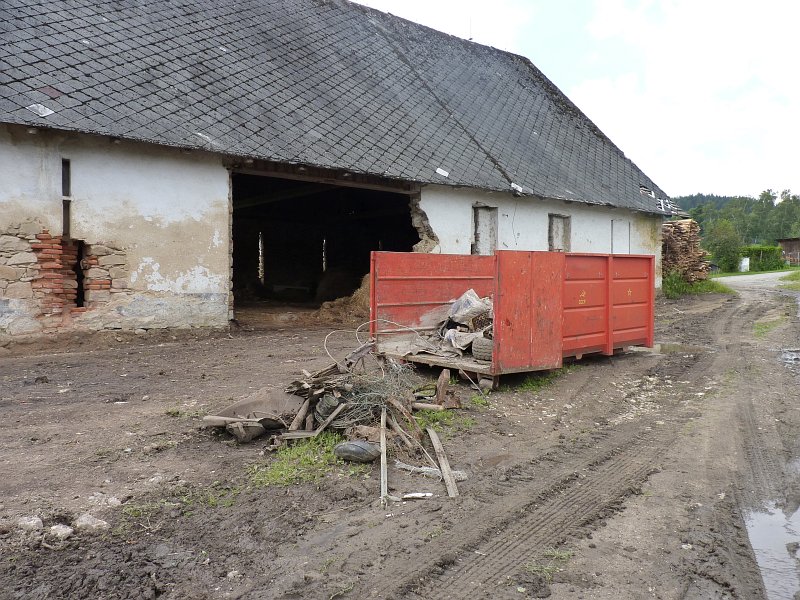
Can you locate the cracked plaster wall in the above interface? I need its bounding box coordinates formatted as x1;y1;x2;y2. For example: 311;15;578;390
419;184;663;285
0;124;231;336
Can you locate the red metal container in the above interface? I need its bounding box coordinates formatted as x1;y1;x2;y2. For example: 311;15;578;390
370;250;654;384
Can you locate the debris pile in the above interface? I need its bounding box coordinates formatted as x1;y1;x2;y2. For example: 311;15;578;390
203;341;473;502
399;289;495;362
314;273;370;323
662;219;710;282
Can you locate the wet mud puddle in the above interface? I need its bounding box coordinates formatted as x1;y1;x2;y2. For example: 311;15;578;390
746;502;800;599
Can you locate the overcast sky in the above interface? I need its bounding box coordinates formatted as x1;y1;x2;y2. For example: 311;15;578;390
353;0;799;199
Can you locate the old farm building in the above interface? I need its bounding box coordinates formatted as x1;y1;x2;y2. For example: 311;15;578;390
0;0;672;337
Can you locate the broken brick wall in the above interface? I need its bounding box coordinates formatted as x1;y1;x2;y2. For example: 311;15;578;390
1;124;231;340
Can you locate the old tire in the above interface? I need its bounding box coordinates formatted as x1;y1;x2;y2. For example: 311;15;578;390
471;336;494;361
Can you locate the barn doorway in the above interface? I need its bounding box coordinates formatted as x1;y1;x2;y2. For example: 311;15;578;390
231;172;419;326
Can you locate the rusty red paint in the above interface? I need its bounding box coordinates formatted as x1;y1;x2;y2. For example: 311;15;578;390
371;251;654;376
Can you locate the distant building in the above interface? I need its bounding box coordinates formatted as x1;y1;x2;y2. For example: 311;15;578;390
777;238;800;265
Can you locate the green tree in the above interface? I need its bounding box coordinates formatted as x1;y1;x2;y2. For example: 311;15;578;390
704;219;742;272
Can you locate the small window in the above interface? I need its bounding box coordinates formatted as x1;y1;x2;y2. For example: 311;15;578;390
472;206;498;255
61;158;71;197
548;214;570;252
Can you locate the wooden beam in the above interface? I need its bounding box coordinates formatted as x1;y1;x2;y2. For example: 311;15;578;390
426;427;459;498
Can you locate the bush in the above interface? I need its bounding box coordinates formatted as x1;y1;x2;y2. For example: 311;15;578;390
662;270;734;299
740;245;784;271
703;220;741;272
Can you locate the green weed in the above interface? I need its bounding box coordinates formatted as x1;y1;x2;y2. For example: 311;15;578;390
470;394;490;408
780;270;800;282
525;547;574;583
248;432;344;487
780;282;800;291
542;548;574;561
511;365;576;393
663;271;735;299
754;317;784;338
414;409;476;432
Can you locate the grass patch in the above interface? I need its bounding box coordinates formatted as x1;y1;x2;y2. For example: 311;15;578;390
248;432;344;487
179;482;240;510
780;282;800;291
509;366;576;393
470;394;490;408
753;317;785;338
662;271;735;299
414;409;476;432
779;271;800;282
525;547;574;583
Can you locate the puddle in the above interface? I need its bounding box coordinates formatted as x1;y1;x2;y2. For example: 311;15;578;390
745;501;800;599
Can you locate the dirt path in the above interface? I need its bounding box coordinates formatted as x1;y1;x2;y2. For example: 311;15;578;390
0;274;797;600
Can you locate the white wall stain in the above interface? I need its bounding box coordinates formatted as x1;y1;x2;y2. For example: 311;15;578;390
211;229;223;248
134;258;225;294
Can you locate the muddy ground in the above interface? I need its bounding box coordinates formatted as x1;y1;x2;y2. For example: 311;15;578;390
1;272;798;600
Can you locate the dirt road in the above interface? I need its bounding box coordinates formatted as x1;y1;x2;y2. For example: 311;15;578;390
0;273;798;600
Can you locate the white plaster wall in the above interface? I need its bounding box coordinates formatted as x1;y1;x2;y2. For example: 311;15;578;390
419;184;663;283
0;124;231;331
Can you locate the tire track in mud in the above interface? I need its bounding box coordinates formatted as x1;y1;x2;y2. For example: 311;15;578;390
677;287;793;598
369;350;716;599
713;290;786;507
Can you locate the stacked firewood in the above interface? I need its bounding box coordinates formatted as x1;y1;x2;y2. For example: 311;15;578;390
662;219;710;282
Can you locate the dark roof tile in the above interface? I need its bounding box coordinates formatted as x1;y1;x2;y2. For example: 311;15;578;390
0;0;668;213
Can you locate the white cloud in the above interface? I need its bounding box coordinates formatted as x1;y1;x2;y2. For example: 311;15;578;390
572;0;800;196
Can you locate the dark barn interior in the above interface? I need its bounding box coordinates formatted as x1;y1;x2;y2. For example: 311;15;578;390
231;173;419;312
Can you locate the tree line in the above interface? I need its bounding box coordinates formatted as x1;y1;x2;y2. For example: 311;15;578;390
673;190;800;272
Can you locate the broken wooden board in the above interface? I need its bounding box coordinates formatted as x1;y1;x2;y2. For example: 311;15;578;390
279;403;349;440
426;427;459;498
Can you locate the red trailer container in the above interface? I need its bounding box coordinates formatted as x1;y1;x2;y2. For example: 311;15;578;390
370;250;654;386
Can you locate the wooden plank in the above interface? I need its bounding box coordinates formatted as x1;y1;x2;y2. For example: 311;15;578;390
280;403;348;440
435;368;450;405
412;402;445;412
387;396;423;441
426;427;459;498
380;407;388;507
288;398;310;431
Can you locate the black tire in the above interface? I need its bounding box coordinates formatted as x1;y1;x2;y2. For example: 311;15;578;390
471;336;494;361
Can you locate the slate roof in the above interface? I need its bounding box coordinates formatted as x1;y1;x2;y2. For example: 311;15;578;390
0;0;671;214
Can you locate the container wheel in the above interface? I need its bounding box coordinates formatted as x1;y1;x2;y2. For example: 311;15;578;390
471;336;494;361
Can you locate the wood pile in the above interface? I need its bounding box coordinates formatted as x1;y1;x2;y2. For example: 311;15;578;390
662;219;710;282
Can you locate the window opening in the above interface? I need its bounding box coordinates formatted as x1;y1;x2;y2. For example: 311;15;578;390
74;240;86;308
548;214;571;252
61;159;71;197
472;206;498;255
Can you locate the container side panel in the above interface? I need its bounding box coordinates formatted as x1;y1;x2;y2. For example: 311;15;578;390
495;251;563;371
371;252;495;343
565;255;607;281
562;254;609;357
610;255;654;348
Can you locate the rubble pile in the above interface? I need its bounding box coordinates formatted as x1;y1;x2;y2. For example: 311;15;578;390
662;219;710;282
401;289;495;362
204;340;472;500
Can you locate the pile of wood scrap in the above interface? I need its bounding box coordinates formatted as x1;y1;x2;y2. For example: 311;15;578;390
204;342;469;500
662;219;710;282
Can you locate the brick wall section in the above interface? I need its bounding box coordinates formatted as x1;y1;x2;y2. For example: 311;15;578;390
1;225;130;334
83;243;130;307
30;230;67;332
